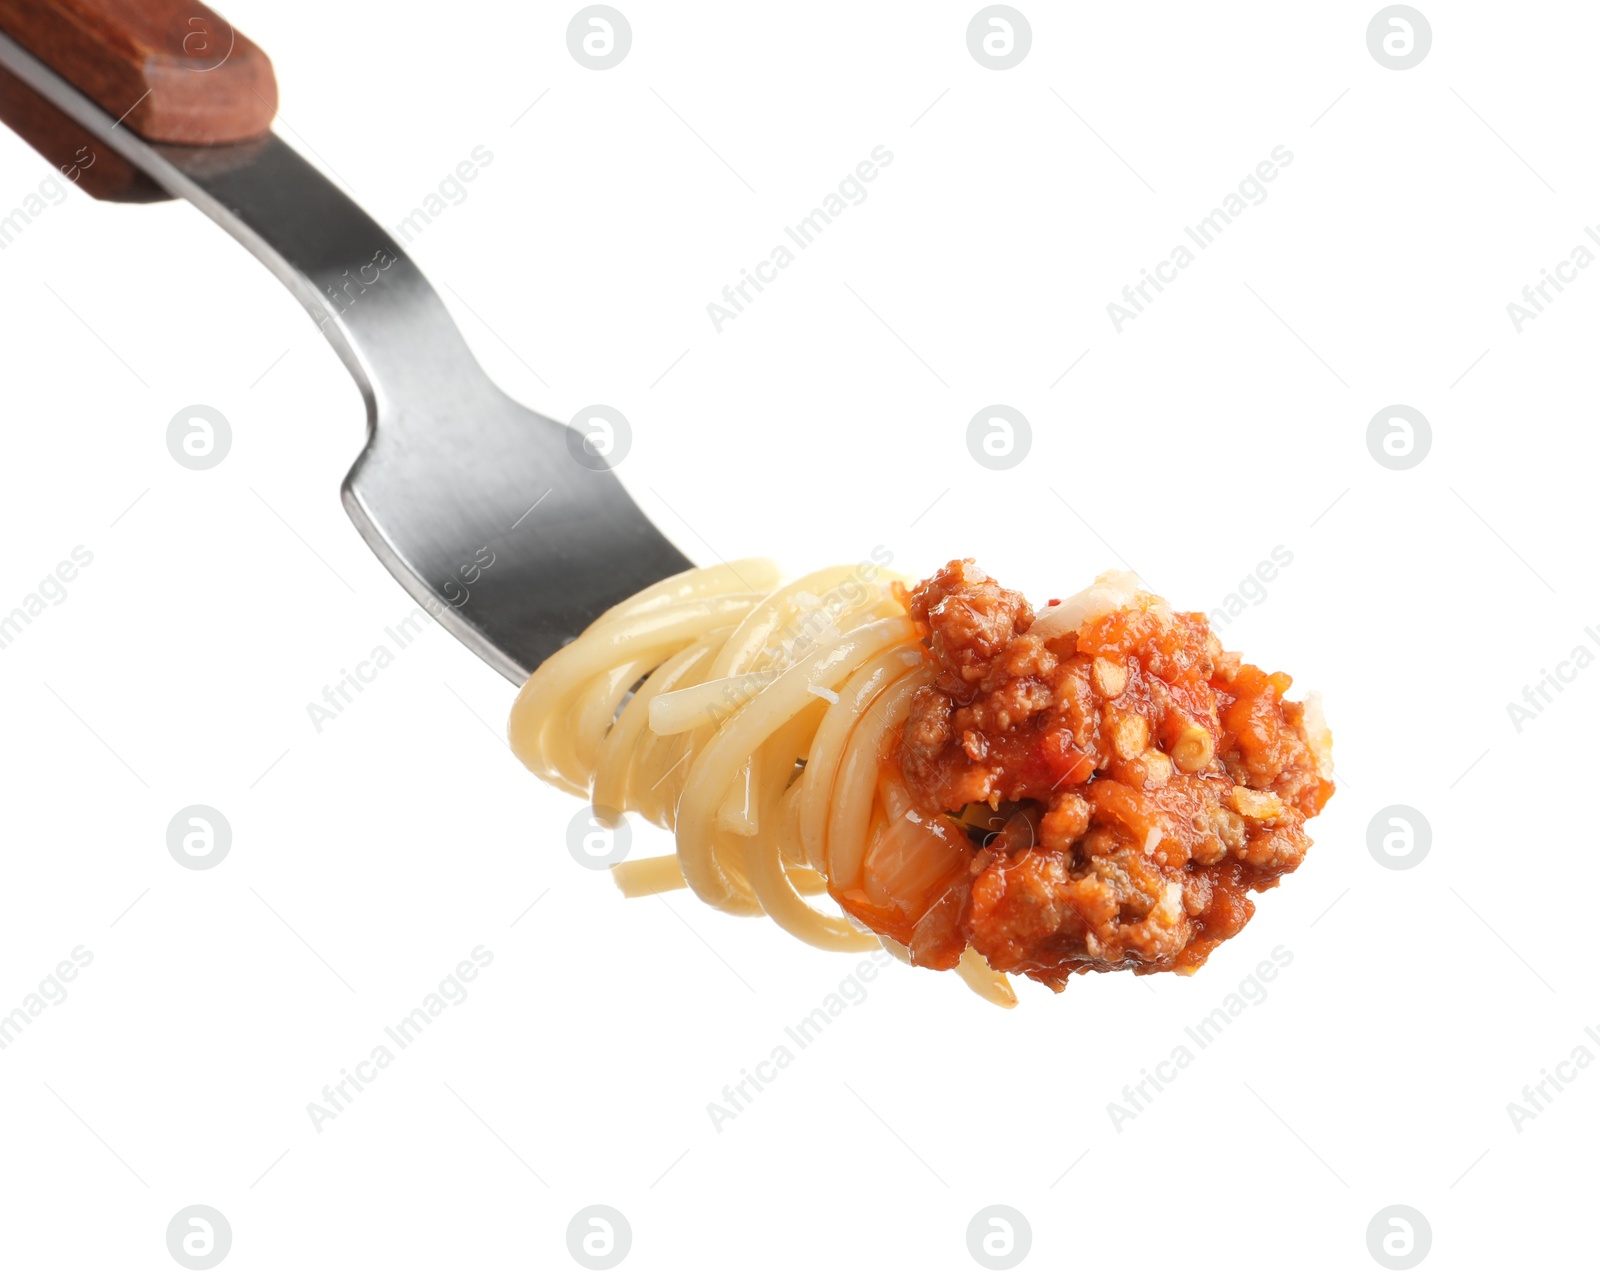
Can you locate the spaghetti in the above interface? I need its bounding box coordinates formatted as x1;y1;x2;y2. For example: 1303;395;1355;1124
508;558;1333;1005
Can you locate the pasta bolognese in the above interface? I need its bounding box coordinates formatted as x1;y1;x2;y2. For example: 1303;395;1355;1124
508;558;1333;1006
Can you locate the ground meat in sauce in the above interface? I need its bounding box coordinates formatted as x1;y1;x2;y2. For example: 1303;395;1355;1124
896;559;1334;992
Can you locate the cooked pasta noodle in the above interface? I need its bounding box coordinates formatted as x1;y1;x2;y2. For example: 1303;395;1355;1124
507;558;1020;1006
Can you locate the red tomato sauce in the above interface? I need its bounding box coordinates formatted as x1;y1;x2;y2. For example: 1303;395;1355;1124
858;560;1334;992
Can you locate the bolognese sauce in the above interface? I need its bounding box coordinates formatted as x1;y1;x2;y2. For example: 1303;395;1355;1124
838;559;1334;992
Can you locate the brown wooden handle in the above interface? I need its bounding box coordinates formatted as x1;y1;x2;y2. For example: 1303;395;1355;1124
0;62;165;200
0;0;276;202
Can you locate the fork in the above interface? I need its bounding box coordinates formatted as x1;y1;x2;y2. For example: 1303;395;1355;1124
0;0;691;682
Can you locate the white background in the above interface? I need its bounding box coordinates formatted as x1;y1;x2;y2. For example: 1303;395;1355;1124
0;1;1594;1272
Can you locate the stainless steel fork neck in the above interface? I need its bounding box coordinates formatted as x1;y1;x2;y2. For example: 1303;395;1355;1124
2;30;695;682
0;31;478;422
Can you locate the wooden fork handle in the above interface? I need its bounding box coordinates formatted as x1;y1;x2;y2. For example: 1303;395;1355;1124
0;0;276;202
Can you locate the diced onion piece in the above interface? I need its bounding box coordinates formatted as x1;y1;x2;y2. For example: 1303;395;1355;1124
879;936;914;966
1301;691;1334;781
1029;569;1146;640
